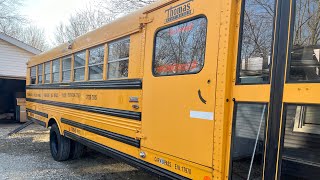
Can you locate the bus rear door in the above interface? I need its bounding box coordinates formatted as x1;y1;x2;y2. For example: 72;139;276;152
141;0;219;172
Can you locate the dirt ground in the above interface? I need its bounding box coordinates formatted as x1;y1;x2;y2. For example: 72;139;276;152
0;121;158;180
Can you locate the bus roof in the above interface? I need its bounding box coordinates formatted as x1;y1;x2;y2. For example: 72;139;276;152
28;0;176;67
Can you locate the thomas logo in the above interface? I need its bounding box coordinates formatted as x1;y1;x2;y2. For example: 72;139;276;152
165;0;194;23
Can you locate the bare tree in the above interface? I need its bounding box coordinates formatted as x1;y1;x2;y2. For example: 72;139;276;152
54;0;156;45
154;18;207;75
0;0;48;51
1;23;49;51
0;0;25;34
289;0;320;81
239;0;275;76
54;6;114;45
294;0;320;46
16;26;49;51
96;0;155;15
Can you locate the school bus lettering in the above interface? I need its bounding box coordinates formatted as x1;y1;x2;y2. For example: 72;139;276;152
51;93;59;98
175;164;192;175
85;94;97;101
67;93;81;98
181;166;191;175
154;157;172;167
69;127;82;136
165;0;193;23
25;0;320;179
32;93;41;98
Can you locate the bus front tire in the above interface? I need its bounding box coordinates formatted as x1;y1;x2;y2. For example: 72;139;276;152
50;124;71;161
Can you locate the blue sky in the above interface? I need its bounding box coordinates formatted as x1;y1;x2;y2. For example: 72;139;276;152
20;0;89;44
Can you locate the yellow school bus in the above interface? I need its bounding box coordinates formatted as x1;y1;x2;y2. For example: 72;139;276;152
26;0;320;179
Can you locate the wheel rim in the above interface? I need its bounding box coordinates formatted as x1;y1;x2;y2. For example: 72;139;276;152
50;131;59;156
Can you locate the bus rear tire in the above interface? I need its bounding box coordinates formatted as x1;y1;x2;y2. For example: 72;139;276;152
50;124;71;161
69;140;86;159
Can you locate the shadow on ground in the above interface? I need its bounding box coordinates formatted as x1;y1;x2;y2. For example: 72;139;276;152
0;121;159;180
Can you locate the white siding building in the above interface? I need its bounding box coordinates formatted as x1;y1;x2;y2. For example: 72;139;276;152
0;33;41;79
0;33;41;121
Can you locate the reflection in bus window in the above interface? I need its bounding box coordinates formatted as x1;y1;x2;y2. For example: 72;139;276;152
62;57;71;82
38;64;43;84
289;0;320;81
74;51;86;81
238;0;275;84
30;66;36;84
52;59;60;83
231;103;267;180
89;46;104;80
153;17;207;76
108;38;130;79
44;62;50;84
281;105;320;179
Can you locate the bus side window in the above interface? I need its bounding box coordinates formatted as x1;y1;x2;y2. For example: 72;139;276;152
52;59;60;83
62;56;72;82
288;0;320;82
89;46;104;81
30;66;36;85
107;38;130;79
74;51;86;81
44;62;51;84
38;64;43;84
237;0;275;84
153;17;208;76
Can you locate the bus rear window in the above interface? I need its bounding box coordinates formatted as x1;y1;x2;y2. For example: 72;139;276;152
153;17;208;76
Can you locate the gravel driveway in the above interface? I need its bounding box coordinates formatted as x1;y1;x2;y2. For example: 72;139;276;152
0;121;158;180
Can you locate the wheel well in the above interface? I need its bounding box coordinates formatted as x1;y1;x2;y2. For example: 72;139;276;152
48;118;57;127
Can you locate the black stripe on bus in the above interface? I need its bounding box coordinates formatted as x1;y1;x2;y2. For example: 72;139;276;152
26;109;48;118
61;118;140;148
265;0;291;179
28;116;46;127
26;79;142;90
26;98;141;121
64;131;191;180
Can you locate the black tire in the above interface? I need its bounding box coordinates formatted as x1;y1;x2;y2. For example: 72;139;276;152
69;140;87;160
50;124;71;161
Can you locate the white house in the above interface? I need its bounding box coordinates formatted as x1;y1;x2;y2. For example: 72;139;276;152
0;33;41;121
0;33;41;79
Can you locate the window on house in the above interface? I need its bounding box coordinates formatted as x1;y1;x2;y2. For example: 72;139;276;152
38;64;43;84
30;66;36;84
153;17;208;76
89;46;104;80
281;105;320;179
52;59;60;83
292;105;320;135
44;62;51;84
62;57;72;82
108;38;130;79
74;51;86;81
